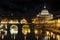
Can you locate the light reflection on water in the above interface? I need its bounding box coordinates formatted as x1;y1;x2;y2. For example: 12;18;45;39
57;35;60;40
0;29;60;40
46;31;60;40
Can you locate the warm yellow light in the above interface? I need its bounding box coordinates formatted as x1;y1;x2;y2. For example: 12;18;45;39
0;29;7;39
57;24;60;27
46;20;55;23
2;34;4;39
57;35;60;40
27;29;30;33
10;25;18;30
1;18;8;23
51;32;53;36
0;24;3;28
22;25;30;35
46;31;49;35
9;20;19;24
20;18;28;24
32;18;39;24
57;19;60;23
57;19;60;27
10;25;18;35
22;29;28;35
14;34;16;39
53;34;55;39
5;24;7;29
34;29;38;35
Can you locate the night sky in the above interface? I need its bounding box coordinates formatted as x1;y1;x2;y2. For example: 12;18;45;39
0;0;60;18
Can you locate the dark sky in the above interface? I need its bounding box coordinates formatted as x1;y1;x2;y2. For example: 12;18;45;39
0;0;60;18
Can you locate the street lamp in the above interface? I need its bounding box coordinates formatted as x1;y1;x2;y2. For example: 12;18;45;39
10;25;18;40
22;25;30;40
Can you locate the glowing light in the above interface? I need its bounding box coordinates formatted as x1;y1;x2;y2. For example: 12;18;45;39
27;29;30;33
20;18;28;24
57;19;60;23
22;25;30;35
9;20;19;24
57;19;60;27
1;18;8;24
22;25;30;40
0;24;3;28
10;25;18;34
5;24;7;29
10;25;18;40
22;29;28;35
34;29;38;35
32;18;39;24
46;31;49;36
57;35;60;40
44;5;46;8
2;34;4;39
47;20;55;23
0;29;7;39
41;10;49;15
51;32;53;36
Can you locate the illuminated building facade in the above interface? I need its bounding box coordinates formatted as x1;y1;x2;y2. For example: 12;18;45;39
37;5;53;21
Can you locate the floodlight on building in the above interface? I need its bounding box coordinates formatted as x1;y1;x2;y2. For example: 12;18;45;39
8;19;19;24
10;25;18;39
37;5;53;21
20;18;28;24
1;18;8;24
22;25;30;40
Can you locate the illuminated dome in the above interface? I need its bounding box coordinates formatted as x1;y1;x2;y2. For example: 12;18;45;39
37;5;49;16
40;10;49;15
37;5;53;20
